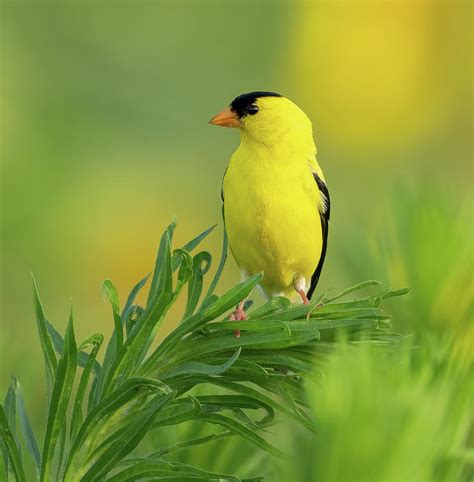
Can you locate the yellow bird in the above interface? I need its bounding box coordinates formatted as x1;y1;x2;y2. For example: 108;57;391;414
210;92;329;323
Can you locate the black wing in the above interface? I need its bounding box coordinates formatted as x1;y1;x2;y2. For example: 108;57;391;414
221;167;227;202
307;172;330;300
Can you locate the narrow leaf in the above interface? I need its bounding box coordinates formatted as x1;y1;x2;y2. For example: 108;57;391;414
124;305;143;337
201;227;228;306
197;412;283;458
81;392;175;481
153;397;202;428
15;380;41;472
203;320;291;336
70;334;104;440
66;377;172;474
3;378;17;446
45;319;101;377
147;225;174;305
106;459;251;482
0;405;26;482
101;279;123;360
176;224;216;261
172;248;194;300
103;289;172;395
140;273;262;375
32;277;57;391
161;348;241;378
40;312;77;482
183;252;212;320
0;445;6;482
121;273;150;319
149;430;233;458
380;287;411;299
323;280;381;303
249;296;292;319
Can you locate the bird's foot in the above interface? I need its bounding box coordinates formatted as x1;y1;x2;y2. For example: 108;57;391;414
229;303;247;338
297;289;312;320
297;289;310;305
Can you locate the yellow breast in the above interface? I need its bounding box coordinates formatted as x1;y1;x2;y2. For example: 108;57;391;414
223;142;324;299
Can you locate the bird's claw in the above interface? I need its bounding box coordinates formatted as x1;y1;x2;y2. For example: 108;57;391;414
229;305;247;338
229;308;247;321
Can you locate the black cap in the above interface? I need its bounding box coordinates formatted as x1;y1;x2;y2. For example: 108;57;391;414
230;91;282;118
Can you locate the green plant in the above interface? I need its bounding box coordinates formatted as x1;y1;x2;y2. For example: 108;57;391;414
279;343;472;482
0;221;407;481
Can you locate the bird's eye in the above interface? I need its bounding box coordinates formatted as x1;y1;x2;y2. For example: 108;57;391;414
247;104;259;115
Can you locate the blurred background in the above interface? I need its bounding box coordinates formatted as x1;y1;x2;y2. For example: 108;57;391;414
1;1;472;481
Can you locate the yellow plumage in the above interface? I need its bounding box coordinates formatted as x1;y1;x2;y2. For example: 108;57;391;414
211;93;328;303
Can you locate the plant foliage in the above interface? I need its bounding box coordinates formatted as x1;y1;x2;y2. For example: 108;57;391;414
0;222;407;481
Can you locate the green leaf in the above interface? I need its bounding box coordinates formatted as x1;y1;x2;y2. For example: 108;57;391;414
174;224;217;264
197;412;283;458
14;379;41;473
200;293;220;311
70;334;104;441
3;377;19;480
202;319;292;336
307;306;384;320
153;397;202;428
101;280;121;320
148;430;233;458
201;227;228;306
172;248;194;300
256;301;317;321
103;289;172;395
305;317;380;331
196;394;275;424
106;459;258;482
379;287;411;299
3;378;17;446
40;311;77;482
140;273;263;376
56;425;67;481
79;391;177;474
167;331;319;368
87;377;99;414
236;352;316;376
173;375;314;432
101;279;123;363
99;280;124;395
65;377;172;476
183;251;212;320
97;229;176;393
161;348;241;378
121;273;150;319
312;298;377;312
124;305;143;338
248;296;292;319
15;227;408;482
32;276;57;392
323;280;381;303
0;405;26;482
45;319;101;377
80;392;175;481
147;224;174;305
0;445;6;482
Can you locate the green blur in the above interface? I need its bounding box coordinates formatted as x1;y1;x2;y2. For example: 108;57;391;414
1;1;472;481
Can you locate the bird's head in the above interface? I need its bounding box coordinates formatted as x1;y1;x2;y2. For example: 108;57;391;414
209;92;314;146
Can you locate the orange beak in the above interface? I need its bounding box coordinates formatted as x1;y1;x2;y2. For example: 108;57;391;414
209;107;241;128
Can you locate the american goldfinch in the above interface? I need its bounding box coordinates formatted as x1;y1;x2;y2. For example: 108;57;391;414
210;91;329;322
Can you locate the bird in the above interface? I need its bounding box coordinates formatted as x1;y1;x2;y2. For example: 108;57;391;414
209;92;330;328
